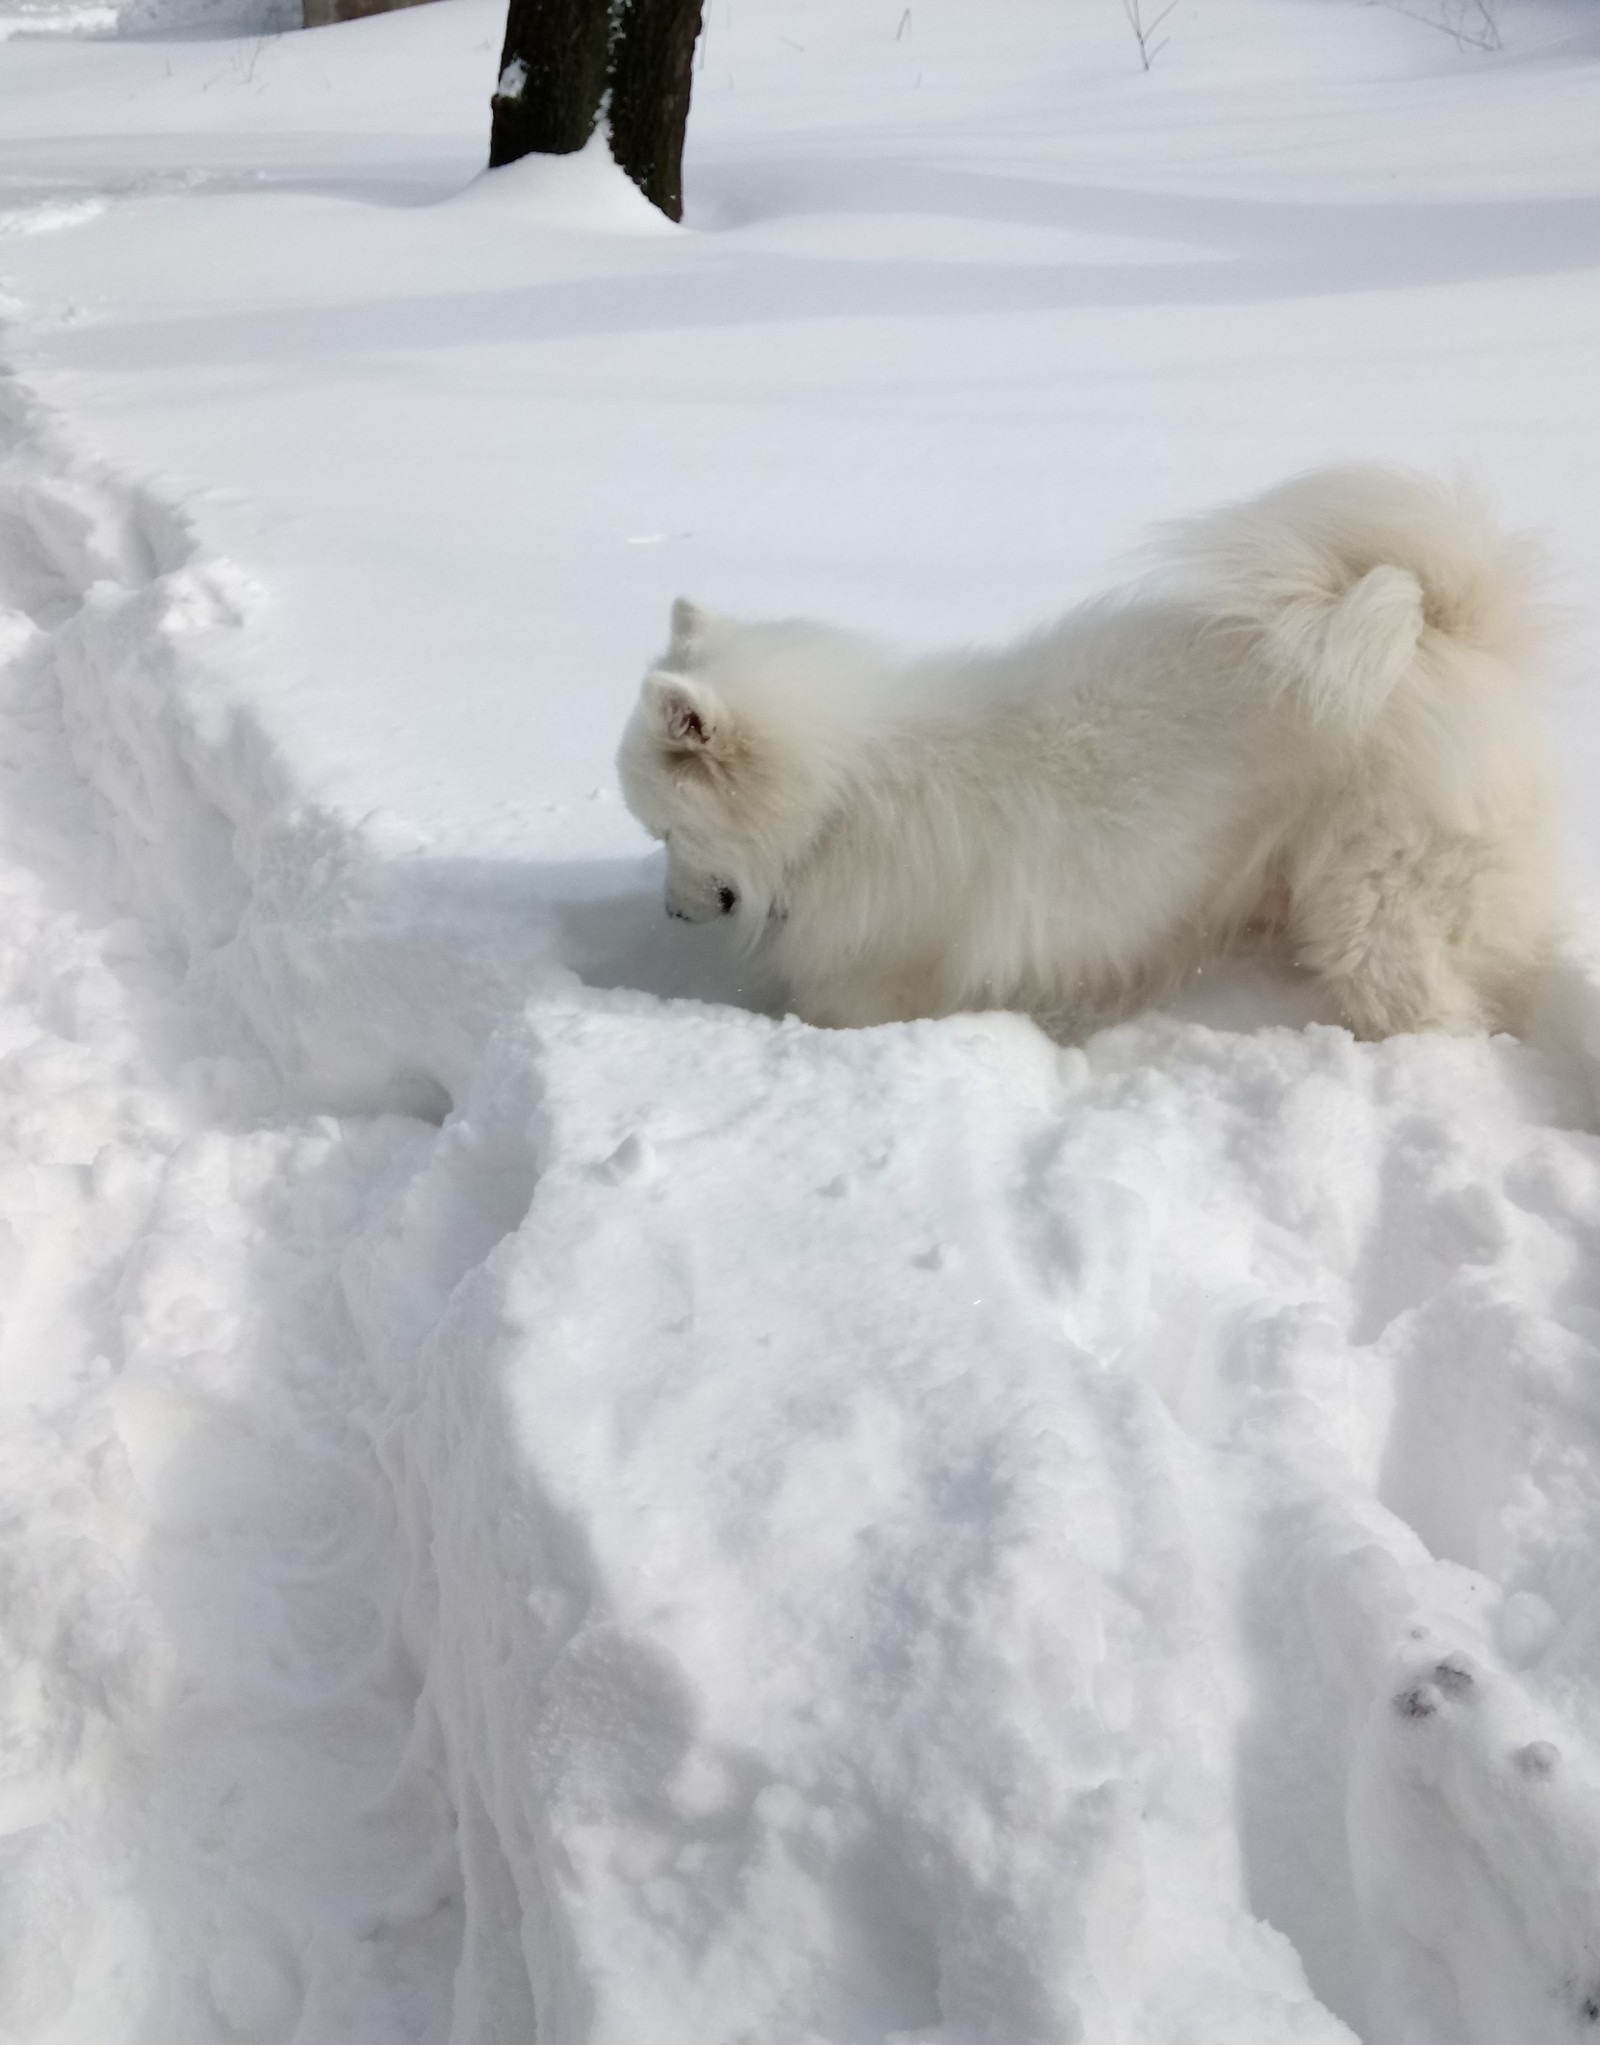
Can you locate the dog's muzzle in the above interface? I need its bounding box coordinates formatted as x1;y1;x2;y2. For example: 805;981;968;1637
663;857;739;922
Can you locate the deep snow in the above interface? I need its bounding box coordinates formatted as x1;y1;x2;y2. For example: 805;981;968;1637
2;2;1600;2042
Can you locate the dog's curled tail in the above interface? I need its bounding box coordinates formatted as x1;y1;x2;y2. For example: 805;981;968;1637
1162;464;1539;733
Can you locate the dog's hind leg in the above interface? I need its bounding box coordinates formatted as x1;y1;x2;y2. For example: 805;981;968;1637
1289;828;1492;1039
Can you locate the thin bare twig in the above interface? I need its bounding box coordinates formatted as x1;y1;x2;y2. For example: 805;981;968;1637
1379;0;1501;54
1121;0;1178;71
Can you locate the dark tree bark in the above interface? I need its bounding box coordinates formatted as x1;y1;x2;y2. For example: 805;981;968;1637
608;0;706;223
487;0;705;221
489;0;611;169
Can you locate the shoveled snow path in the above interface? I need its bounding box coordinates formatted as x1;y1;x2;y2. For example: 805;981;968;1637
10;323;1600;2044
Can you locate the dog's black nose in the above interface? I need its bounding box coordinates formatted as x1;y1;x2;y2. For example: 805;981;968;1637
718;886;737;915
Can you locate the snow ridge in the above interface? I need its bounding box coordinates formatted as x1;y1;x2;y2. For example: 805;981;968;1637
37;439;551;1125
10;356;1600;2042
0;379;467;2042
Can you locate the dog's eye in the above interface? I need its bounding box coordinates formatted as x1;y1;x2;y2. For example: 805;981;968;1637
718;885;737;914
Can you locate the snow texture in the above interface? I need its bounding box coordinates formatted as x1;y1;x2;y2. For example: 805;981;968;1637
1;1;1600;2042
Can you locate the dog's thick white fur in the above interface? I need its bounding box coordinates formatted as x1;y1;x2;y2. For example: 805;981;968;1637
617;467;1562;1040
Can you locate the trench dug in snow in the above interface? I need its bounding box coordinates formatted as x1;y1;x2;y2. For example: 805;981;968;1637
8;380;1600;2045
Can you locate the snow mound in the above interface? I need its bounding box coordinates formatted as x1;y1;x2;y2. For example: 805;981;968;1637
0;0;295;37
0;0;115;35
451;132;680;239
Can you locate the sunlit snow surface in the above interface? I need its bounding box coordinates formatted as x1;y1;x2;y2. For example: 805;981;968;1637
2;2;1600;2040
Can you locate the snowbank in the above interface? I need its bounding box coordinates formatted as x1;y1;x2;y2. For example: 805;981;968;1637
0;0;297;42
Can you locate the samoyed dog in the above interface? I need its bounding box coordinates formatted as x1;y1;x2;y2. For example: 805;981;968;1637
617;467;1561;1040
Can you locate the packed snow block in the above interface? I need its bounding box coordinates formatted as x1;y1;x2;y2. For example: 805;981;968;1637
354;988;1600;2045
364;995;1364;2044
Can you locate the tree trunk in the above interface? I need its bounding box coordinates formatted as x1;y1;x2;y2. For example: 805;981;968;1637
607;0;706;223
489;0;611;170
487;0;705;220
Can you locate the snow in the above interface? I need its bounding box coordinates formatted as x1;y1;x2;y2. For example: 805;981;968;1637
2;0;1600;2040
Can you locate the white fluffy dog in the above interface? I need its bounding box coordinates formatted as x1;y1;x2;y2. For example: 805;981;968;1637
617;467;1562;1040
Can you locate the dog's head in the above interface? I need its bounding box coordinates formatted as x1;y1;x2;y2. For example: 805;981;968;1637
618;596;853;930
617;599;754;924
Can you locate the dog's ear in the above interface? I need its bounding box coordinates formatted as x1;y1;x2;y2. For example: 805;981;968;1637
642;668;728;753
668;597;732;669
